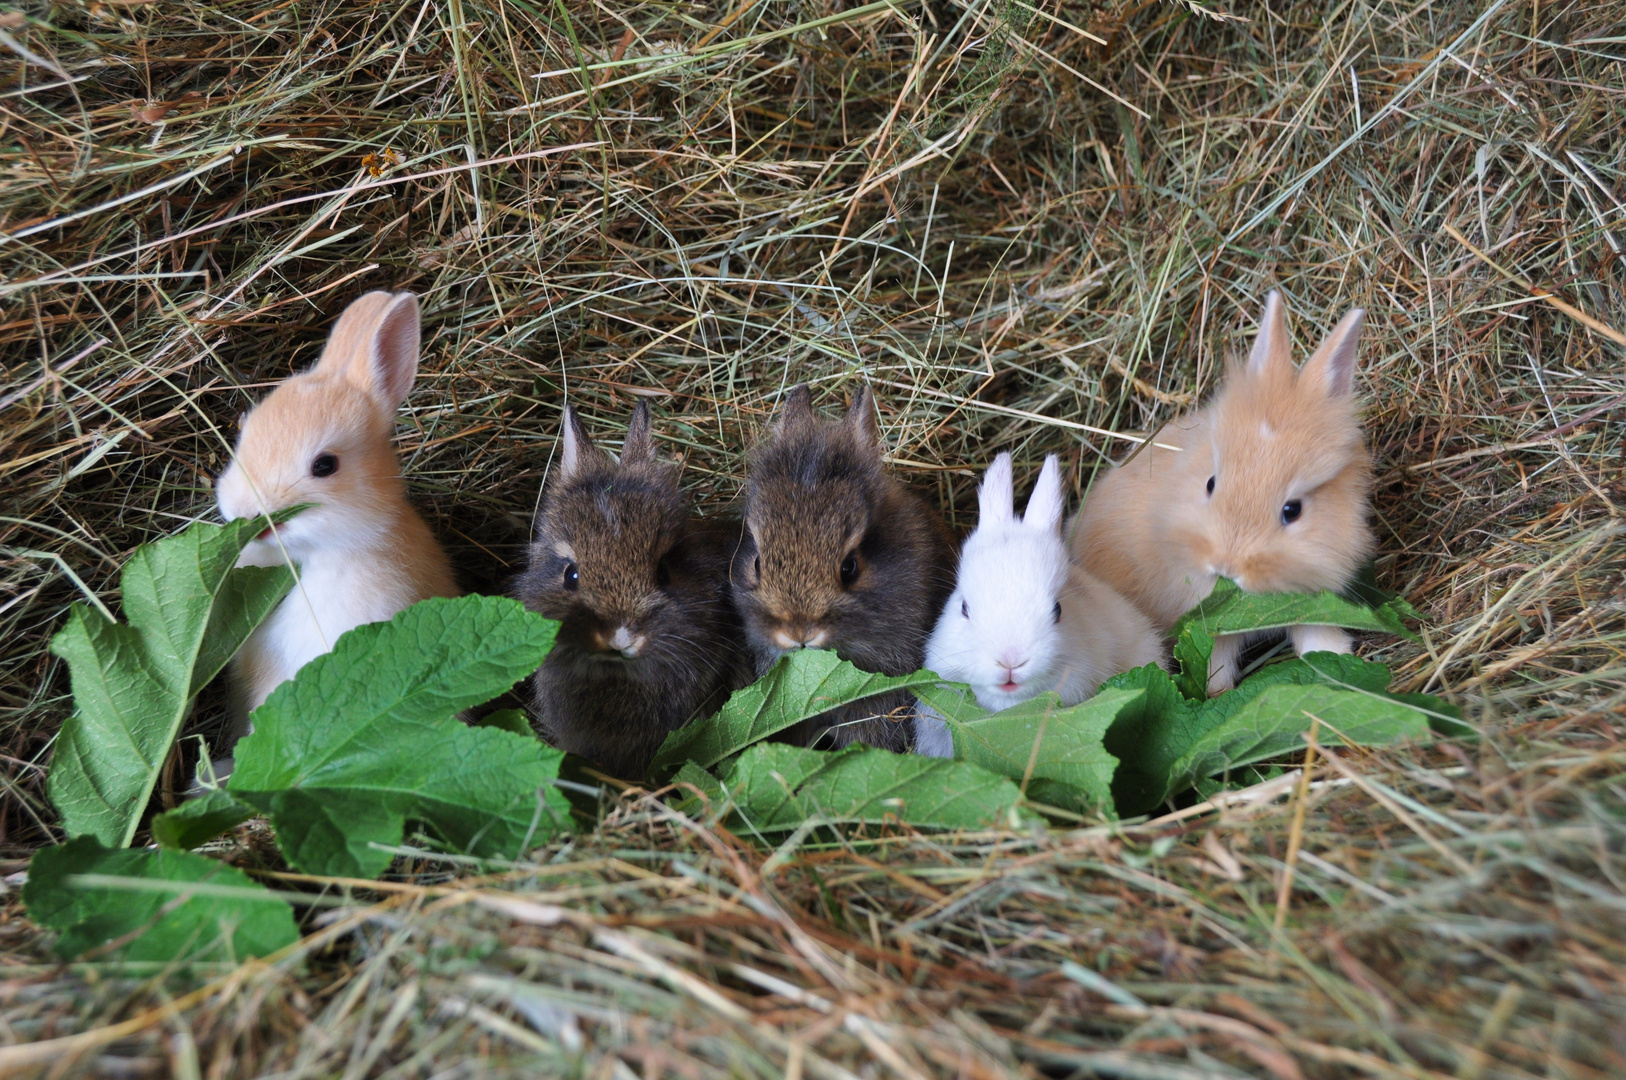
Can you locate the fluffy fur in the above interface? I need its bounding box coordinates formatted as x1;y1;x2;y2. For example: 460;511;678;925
732;384;956;751
1071;291;1373;692
515;403;752;778
215;290;459;759
917;454;1164;753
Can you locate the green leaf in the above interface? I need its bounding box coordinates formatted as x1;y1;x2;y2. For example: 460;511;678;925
721;743;1030;832
23;836;298;963
151;788;254;851
474;709;534;737
914;683;1125;816
650;650;942;776
1166;681;1434;797
1100;664;1206;817
47;514;296;847
229;596;568;878
1171;576;1419;643
669;762;729;822
1172;620;1214;702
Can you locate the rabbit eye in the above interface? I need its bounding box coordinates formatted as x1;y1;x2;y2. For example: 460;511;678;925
839;552;861;587
1281;499;1303;525
1053;601;1061;624
960;599;969;619
655;555;671;589
311;453;339;479
563;560;579;590
1205;475;1215;497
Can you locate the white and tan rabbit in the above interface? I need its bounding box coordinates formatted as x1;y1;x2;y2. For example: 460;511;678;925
214;291;459;764
916;453;1164;755
1071;291;1372;694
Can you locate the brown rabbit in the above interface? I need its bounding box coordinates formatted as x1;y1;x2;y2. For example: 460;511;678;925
1071;291;1373;693
215;291;459;766
732;384;956;751
515;402;752;778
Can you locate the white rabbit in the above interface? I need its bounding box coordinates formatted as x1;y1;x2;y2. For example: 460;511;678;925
915;454;1164;755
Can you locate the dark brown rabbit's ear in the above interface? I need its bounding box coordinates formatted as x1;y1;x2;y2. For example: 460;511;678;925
557;405;610;482
621;400;655;465
842;384;880;453
772;384;815;433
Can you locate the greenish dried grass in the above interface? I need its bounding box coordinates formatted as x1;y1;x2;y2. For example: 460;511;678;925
1;0;1623;1075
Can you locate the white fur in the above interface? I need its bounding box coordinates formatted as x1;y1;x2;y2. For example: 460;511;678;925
912;703;955;758
925;453;1165;715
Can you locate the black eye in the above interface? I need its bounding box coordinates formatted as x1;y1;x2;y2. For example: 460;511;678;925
655;555;671;589
961;599;969;619
311;453;339;478
1281;499;1303;525
1205;475;1215;497
1053;601;1061;624
563;560;579;590
839;552;860;586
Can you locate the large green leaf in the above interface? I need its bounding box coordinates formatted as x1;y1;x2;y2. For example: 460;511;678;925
47;514;295;847
23;836;298;963
650;649;941;775
1100;664;1207;817
1166;679;1435;797
228;596;569;878
915;683;1126;815
720;743;1030;832
1171;576;1419;643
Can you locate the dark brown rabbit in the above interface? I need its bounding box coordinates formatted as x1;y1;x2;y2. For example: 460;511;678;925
731;384;956;751
514;402;752;778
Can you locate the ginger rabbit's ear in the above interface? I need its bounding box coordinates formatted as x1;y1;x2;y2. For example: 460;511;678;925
1245;290;1291;377
1302;307;1365;397
317;291;420;409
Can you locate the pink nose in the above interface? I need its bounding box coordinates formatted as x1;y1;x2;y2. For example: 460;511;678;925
998;653;1025;674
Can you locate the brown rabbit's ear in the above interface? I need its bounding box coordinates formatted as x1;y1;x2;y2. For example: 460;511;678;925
318;291;421;408
772;384;815;433
1301;307;1365;397
1245;290;1291;377
621;400;655;465
558;405;610;482
842;383;880;453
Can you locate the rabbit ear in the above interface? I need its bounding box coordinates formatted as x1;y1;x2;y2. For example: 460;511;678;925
319;291;421;408
558;405;607;481
1023;455;1065;535
621;400;655;465
1301;307;1365;397
1246;290;1291;377
773;384;814;432
978;453;1015;527
842;383;880;452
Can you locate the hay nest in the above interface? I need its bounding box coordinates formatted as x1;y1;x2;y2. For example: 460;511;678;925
1;0;1622;1075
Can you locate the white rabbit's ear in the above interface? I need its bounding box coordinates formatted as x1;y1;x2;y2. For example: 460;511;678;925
1302;307;1365;397
978;453;1015;527
1023;455;1065;535
1246;290;1291;376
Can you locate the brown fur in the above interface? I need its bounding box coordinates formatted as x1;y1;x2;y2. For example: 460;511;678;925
515;403;752;778
1071;292;1373;691
732;384;957;750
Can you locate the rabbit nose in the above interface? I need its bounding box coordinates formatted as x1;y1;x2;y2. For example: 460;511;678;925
772;625;827;651
610;625;644;658
998;652;1026;674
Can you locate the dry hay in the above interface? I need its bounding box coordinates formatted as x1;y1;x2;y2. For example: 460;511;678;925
1;0;1623;1075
